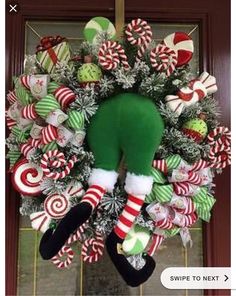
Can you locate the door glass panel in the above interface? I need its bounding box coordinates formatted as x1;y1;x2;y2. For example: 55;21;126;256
17;21;202;296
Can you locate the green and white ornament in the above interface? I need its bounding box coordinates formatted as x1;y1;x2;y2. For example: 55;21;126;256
77;63;102;84
83;16;116;44
122;224;151;255
181;118;208;143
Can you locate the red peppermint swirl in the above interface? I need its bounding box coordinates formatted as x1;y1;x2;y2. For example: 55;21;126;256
44;193;69;219
12;158;43;196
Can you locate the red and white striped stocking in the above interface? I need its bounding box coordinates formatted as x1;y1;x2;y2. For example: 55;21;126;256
81;185;106;210
114;194;145;239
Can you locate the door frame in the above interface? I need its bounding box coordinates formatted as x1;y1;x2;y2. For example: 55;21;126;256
6;1;230;295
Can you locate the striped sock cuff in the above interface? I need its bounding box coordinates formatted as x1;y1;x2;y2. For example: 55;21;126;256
81;185;106;210
114;194;145;239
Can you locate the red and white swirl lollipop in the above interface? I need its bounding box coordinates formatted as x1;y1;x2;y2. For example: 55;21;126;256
207;126;231;148
51;246;74;269
163;32;194;66
98;41;130;70
44;193;70;219
150;44;178;76
81;232;104;263
40;150;77;180
125;18;153;62
12;158;43;196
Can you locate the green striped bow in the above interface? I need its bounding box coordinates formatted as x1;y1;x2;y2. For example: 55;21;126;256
11;126;30;143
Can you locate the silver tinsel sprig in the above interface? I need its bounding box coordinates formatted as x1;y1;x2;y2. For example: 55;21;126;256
6;134;19;151
139;73;166;100
135;214;155;231
112;67;136;89
100;186;126;216
70;86;99;121
160;127;203;163
20;196;44;216
23;54;40;75
28;150;43;166
93;213;115;236
133;61;150;78
99;76;115;98
50;61;75;85
40;178;69;195
158;101;180;127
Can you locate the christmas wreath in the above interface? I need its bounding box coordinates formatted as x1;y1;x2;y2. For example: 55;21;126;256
6;17;231;286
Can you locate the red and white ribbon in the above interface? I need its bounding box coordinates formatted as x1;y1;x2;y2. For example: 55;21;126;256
7;91;18;105
125;18;152;62
98;41;130;70
40;150;77;180
21;104;38;120
147;233;164;256
20;75;31;89
20;143;36;158
81;232;104;263
6;116;17;129
54;86;76;110
165;72;217;116
51;246;74;269
41;124;58;145
150;44;178;76
147;202;197;230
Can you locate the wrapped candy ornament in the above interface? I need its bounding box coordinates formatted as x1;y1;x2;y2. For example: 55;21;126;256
165;72;218;116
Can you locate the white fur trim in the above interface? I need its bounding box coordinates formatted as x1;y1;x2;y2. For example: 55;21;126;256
88;168;118;192
124;172;153;195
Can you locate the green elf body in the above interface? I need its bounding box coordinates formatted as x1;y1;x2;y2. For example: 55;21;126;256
40;92;164;286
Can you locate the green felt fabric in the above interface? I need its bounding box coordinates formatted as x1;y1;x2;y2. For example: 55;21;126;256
87;93;164;176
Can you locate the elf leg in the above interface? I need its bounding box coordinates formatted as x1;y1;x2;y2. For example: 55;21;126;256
106;95;164;286
40;105;121;260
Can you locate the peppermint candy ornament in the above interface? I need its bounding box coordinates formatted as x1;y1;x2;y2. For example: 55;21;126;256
83;16;116;44
44;193;70;219
122;225;151;256
207;126;231;148
163;32;194;66
150;44;178;76
12;158;43;196
98;41;130;70
40;150;77;180
125;18;152;62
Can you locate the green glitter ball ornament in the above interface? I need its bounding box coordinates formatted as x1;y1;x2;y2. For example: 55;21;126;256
77;63;102;85
181;118;208;143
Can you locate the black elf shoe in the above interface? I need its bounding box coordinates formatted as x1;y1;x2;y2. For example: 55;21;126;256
39;202;92;260
106;230;156;287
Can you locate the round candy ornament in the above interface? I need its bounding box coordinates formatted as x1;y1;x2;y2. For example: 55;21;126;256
181;118;208;143
163;32;194;66
12;158;43;196
83;16;116;44
122;224;151;256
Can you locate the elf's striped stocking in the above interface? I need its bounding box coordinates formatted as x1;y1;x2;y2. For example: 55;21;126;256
114;194;145;239
81;185;106;210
